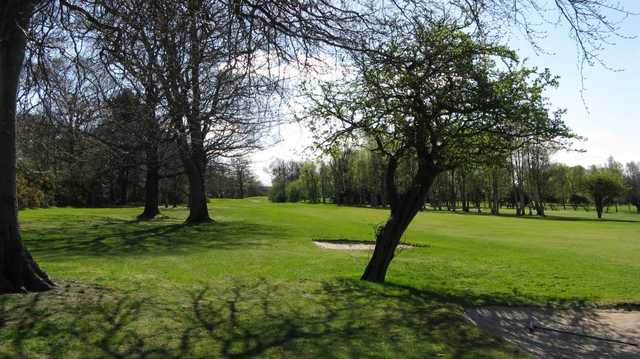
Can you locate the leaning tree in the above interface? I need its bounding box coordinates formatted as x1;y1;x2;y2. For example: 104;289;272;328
305;18;575;282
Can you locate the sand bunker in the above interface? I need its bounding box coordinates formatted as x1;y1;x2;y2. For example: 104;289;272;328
465;306;640;358
313;240;415;250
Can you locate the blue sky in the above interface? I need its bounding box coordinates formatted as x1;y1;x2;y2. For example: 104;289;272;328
251;1;640;184
509;0;640;169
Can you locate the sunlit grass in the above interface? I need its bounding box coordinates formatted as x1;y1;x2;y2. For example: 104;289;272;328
1;197;638;357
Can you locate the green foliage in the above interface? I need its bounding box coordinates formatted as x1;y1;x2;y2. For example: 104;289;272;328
305;20;574;177
625;162;640;211
16;166;56;209
585;166;625;218
299;161;320;203
285;179;304;202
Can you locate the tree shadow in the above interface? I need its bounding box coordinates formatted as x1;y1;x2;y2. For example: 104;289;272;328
435;209;640;223
501;214;640;224
380;282;594;308
22;219;278;261
0;279;523;358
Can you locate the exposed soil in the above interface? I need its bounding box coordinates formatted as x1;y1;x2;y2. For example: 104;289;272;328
313;240;416;250
465;306;640;358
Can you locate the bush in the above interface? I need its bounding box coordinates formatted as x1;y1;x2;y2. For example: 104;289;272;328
16;168;56;209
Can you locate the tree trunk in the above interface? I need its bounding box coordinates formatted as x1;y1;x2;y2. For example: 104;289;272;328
594;196;603;219
138;146;160;219
0;1;54;293
490;170;500;215
237;170;245;199
182;145;211;224
362;159;437;283
460;172;469;213
182;1;211;225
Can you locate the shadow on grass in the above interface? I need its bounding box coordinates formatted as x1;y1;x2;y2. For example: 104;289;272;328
23;220;279;260
382;282;594;308
0;279;522;358
429;209;640;224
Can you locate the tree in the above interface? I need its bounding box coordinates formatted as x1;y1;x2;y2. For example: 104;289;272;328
625;162;640;213
305;19;574;282
548;163;570;209
568;165;589;209
300;162;320;203
0;1;54;293
585;167;625;219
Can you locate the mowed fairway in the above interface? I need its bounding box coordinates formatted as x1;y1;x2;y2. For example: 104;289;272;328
1;198;639;358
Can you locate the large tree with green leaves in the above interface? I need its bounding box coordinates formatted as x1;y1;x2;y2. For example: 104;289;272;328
305;19;575;282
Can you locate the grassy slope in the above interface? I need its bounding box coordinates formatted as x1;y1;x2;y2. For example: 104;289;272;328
1;198;638;358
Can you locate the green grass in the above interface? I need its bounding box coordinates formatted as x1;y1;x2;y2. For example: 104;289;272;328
1;198;639;358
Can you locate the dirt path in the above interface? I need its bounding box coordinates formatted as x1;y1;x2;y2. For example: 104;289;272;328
465;306;640;358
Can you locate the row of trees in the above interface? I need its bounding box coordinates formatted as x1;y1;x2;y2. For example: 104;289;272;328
270;150;639;219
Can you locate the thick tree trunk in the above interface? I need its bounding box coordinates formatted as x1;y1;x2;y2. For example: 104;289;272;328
182;144;211;224
362;159;437;283
535;202;545;216
182;2;211;225
0;1;54;293
138;146;160;219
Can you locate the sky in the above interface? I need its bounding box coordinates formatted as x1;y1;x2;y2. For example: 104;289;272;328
250;1;640;185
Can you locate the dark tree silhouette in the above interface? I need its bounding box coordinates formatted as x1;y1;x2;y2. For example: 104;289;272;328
0;0;54;293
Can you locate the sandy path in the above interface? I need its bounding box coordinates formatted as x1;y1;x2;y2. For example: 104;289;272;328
465;306;640;358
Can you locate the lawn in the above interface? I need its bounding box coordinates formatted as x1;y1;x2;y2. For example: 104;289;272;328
1;198;638;358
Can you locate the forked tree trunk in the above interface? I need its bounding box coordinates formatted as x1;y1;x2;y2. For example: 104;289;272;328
362;159;437;283
138;146;160;220
1;0;54;293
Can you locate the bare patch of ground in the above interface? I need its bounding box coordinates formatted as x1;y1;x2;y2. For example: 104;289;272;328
465;306;640;358
313;240;416;250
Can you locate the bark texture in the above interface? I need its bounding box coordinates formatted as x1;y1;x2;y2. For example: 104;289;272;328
0;0;54;293
361;158;437;283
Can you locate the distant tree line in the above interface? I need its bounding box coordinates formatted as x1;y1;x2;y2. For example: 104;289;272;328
15;102;266;210
269;148;639;219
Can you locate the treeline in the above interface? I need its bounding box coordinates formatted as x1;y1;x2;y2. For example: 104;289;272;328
269;147;640;218
16;106;265;210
